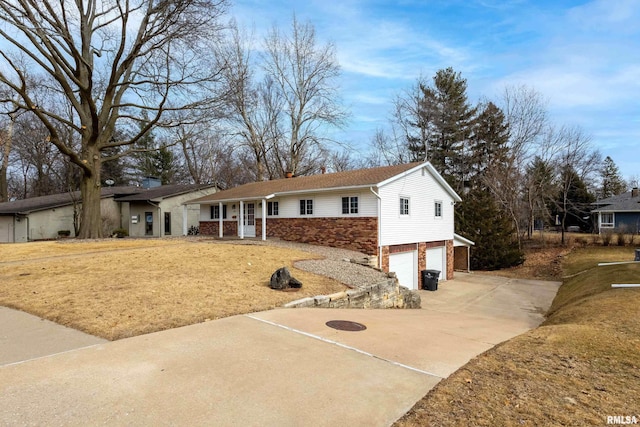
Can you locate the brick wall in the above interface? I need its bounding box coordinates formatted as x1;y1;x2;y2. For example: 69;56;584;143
380;238;455;288
263;217;378;255
200;220;238;236
446;239;455;280
418;242;427;289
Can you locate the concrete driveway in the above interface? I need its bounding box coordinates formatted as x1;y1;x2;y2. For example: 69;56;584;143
0;274;559;426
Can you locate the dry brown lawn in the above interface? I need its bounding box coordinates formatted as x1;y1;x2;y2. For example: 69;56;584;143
396;245;640;426
0;238;347;340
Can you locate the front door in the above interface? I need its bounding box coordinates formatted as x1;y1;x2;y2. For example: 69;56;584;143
243;203;256;237
145;212;153;236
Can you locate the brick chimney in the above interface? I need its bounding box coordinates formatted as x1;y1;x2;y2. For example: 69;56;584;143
632;187;639;198
321;166;326;174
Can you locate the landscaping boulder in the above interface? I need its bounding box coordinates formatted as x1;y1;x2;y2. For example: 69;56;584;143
270;267;303;290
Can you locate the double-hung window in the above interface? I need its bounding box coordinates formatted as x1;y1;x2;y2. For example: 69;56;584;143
211;205;227;220
267;201;279;216
400;197;409;216
299;199;313;215
434;201;443;218
601;213;614;228
342;196;358;214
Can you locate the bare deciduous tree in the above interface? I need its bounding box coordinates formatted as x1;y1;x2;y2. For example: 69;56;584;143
0;0;228;237
262;15;347;176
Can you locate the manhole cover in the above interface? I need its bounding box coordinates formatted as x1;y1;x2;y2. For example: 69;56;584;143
325;320;367;331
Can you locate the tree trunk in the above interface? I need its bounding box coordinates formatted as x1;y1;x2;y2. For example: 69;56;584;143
77;150;103;239
0;166;7;202
0;118;15;202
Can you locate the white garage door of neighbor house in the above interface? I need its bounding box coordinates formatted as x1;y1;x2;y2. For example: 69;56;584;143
426;247;446;281
0;217;13;243
389;251;417;290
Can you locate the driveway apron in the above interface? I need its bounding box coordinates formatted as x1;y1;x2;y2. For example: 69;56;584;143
0;274;559;426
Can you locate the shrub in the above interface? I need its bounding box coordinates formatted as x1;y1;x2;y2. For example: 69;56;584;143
615;229;627;246
112;228;128;238
601;230;613;246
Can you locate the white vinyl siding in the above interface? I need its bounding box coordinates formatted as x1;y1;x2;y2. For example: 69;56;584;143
264;191;377;218
379;166;456;246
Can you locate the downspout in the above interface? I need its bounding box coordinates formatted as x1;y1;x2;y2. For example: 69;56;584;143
370;187;382;269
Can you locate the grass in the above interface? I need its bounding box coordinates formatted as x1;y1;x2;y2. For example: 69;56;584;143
0;238;348;340
395;246;640;426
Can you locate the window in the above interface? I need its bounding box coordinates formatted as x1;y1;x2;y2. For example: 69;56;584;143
601;213;614;227
400;197;409;215
211;205;227;220
342;196;358;214
164;212;171;235
299;199;313;215
434;201;442;218
267;201;279;216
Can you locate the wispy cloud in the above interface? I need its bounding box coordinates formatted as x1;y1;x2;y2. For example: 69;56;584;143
231;0;640;176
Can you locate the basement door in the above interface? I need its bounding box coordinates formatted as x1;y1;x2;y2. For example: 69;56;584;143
389;250;418;290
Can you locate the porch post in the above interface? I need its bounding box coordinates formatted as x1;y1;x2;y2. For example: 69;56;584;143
218;202;223;238
182;205;188;236
261;199;267;241
597;212;601;235
239;200;244;239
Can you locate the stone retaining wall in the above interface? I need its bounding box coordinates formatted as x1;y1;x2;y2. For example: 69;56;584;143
284;277;421;309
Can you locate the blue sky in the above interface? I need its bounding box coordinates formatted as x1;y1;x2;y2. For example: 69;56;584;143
232;0;639;180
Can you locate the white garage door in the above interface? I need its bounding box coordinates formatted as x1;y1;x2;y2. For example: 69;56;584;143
0;217;13;243
389;251;417;290
426;247;446;281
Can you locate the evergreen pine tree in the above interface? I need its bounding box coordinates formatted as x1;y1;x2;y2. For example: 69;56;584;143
408;67;476;190
599;156;627;198
456;101;524;269
456;186;524;270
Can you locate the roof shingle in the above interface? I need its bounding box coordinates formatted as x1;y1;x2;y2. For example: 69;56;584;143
189;162;425;203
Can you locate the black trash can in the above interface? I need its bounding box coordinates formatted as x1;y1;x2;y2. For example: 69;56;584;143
635;248;640;262
421;269;441;291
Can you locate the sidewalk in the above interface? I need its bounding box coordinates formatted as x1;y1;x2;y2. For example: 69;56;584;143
0;274;560;426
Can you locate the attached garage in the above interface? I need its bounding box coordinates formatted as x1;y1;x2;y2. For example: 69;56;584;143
426;246;447;281
389;249;418;290
0;216;13;243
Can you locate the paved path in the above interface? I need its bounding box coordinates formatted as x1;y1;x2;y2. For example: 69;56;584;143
0;274;560;426
0;306;106;366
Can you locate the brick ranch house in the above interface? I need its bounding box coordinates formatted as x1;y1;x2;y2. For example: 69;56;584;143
188;162;472;290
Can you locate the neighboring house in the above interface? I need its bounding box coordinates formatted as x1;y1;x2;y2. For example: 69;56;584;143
0;184;218;243
114;184;218;237
591;188;640;234
0;187;139;243
188;162;471;290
